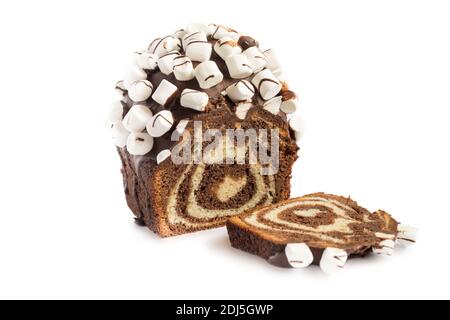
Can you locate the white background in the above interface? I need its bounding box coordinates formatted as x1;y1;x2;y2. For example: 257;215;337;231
0;0;449;300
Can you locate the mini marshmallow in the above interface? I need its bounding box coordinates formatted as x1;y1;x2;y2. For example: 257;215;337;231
225;80;255;102
252;69;282;100
148;36;181;56
396;225;418;247
152;79;178;106
186;23;212;36
111;121;129;148
126;132;154;156
122;105;153;133
128;80;153;102
124;67;147;90
157;51;181;75
174;29;187;40
185;41;212;62
214;37;242;60
107;101;124;124
194;61;224;89
156;149;172;165
280;91;298;114
263;96;282;115
225;54;253;79
373;240;396;256
320;248;348;274
264;49;283;74
210;24;240;41
285;243;314;269
209;24;228;39
147;110;174;137
235;102;253;120
173;56;195;81
243;47;268;73
115;81;127;97
182;32;207;50
134;51;158;70
181;89;209;111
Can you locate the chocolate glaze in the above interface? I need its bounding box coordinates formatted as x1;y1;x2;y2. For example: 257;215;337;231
238;36;259;50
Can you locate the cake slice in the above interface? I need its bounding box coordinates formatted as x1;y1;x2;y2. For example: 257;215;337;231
227;193;416;273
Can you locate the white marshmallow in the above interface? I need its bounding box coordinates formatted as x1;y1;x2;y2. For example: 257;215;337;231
225;54;253;79
252;69;282;100
157;51;181;75
264;49;282;74
289;117;304;142
243;47;268;73
128;80;153;102
157;149;172;165
174;29;187;40
320;248;348;274
134;51;158;70
210;24;239;41
214;37;242;60
185;41;212;62
123;67;147;90
107;101;124;124
173;56;195;81
280;93;298;114
373;240;396;256
115;81;127;97
186;23;212;36
263;96;282;115
235;102;253;120
126;132;154;156
227;32;241;42
225;80;255;102
147;110;174;137
122;105;153;133
148;36;181;57
285;243;314;269
180;89;209;111
209;24;228;39
111;121;129;148
194;61;224;89
152;80;178;106
396;225;418;247
182;32;207;50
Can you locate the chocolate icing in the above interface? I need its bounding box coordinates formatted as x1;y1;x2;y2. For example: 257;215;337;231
238;36;260;50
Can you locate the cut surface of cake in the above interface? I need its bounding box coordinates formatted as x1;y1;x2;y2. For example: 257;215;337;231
108;23;300;237
227;193;417;273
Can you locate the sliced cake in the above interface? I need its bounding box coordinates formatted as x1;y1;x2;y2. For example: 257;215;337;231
227;193;417;273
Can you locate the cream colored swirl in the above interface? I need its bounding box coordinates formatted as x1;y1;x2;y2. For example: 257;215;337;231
167;163;275;228
242;195;378;244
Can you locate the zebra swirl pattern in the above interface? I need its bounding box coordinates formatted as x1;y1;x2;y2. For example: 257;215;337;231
237;193;399;250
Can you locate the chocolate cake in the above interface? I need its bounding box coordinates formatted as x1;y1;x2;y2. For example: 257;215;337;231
107;23;300;237
227;193;417;273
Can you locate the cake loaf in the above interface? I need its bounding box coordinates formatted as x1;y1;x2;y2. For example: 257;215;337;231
227;193;417;273
107;23;300;237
